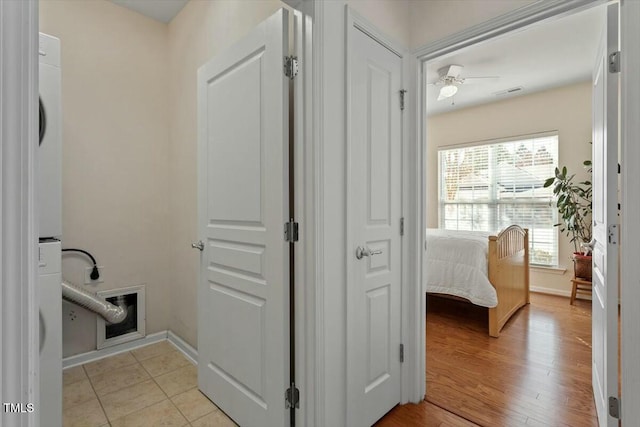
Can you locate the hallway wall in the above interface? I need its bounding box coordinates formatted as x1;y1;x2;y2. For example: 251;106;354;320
409;0;536;48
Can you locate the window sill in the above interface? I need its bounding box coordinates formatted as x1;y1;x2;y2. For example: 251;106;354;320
530;265;567;275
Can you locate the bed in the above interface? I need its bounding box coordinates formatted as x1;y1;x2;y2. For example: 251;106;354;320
425;225;530;337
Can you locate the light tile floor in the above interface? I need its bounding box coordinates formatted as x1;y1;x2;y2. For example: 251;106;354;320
62;341;238;427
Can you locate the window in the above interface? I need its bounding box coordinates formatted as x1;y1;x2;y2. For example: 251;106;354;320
438;133;559;266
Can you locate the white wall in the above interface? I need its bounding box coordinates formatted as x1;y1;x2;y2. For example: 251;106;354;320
40;0;171;356
409;0;536;48
350;0;411;47
427;82;593;295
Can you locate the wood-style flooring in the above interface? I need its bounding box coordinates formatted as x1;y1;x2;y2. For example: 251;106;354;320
377;293;596;427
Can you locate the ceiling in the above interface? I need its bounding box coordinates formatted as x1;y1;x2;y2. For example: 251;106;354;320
426;5;606;116
110;0;188;23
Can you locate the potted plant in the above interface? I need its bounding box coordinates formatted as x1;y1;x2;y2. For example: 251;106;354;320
544;160;593;280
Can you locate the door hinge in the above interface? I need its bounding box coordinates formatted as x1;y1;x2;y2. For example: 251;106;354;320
400;343;404;363
609;51;621;73
400;217;405;236
608;224;618;244
399;89;407;111
285;220;299;242
285;383;300;409
609;396;620;419
284;56;299;79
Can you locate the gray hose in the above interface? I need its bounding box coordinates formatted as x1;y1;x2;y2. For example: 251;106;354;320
61;279;126;324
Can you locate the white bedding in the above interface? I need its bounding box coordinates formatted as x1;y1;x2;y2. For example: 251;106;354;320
425;228;498;308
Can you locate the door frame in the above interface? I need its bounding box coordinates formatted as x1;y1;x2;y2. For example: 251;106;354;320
288;4;315;427
620;0;640;423
411;0;640;421
0;0;40;426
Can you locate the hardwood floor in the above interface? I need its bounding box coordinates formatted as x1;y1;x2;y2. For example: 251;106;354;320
375;400;479;427
377;293;596;427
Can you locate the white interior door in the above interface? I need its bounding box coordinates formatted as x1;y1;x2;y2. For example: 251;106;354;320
348;24;403;427
196;9;290;427
591;3;619;426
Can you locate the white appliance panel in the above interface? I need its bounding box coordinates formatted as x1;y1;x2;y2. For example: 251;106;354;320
39;240;62;427
38;33;62;239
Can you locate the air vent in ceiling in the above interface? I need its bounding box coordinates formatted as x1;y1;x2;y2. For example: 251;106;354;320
494;86;524;97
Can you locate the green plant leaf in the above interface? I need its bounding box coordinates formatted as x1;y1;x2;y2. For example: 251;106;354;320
544;177;555;188
554;182;562;193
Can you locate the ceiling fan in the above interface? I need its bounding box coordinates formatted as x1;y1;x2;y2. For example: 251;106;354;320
430;65;499;101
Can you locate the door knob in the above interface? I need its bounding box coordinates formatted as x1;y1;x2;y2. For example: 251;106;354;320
355;246;382;260
191;241;204;251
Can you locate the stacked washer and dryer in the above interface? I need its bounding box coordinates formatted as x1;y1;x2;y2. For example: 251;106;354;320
38;32;62;427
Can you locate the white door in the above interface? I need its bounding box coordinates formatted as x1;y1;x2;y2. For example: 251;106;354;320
196;9;290;427
591;3;619;426
348;25;403;427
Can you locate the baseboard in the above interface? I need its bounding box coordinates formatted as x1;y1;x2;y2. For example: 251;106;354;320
63;331;168;369
167;330;198;365
530;286;571;297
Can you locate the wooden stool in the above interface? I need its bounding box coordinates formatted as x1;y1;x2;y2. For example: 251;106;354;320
570;277;592;305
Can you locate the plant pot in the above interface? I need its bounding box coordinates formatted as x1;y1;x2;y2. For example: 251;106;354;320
572;252;592;281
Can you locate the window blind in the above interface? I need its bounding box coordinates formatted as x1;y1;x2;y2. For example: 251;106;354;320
438;134;559;266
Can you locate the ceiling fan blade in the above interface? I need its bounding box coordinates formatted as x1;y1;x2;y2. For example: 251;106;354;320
461;76;500;84
446;65;463;78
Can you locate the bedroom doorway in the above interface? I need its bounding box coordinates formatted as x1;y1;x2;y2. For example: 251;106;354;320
420;3;615;425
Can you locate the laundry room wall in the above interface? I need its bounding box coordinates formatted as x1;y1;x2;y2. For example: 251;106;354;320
40;0;172;357
426;81;593;296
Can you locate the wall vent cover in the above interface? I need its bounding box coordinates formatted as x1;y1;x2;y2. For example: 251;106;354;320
96;284;146;349
494;86;524;96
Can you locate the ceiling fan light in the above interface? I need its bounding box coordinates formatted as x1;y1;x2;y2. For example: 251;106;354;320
438;84;458;101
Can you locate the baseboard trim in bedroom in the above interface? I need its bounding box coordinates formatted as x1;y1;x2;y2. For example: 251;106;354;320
62;331;168;369
167;330;198;365
530;286;571;297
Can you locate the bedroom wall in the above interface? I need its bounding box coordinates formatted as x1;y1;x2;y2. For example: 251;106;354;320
426;81;593;295
39;0;171;356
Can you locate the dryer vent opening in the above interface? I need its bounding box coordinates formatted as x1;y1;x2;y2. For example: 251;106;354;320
105;293;137;339
96;285;146;349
